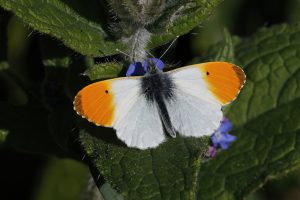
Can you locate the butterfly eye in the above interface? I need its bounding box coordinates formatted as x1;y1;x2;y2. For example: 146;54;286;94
206;71;210;75
105;90;109;94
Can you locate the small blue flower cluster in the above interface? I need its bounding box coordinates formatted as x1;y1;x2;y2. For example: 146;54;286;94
206;118;236;157
126;58;164;76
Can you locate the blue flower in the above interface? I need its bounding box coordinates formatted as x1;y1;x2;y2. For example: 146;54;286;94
126;58;165;76
211;118;236;149
126;62;144;76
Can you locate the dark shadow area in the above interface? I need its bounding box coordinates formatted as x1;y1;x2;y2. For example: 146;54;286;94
234;0;288;36
0;149;45;200
80;120;125;147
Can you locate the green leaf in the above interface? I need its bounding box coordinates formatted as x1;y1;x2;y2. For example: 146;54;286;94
79;127;209;200
197;23;300;199
0;100;63;155
190;27;237;64
33;158;95;200
0;14;28;105
7;16;36;87
40;36;71;69
148;0;224;48
84;63;124;81
109;0;165;25
212;28;235;62
0;129;9;146
0;0;124;57
99;183;124;200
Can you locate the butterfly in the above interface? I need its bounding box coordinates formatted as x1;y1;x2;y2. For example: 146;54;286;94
73;59;246;149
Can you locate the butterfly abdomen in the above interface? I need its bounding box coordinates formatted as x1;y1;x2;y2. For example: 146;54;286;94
141;73;176;137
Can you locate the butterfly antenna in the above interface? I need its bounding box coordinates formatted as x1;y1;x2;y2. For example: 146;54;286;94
145;50;155;58
159;35;179;60
116;49;134;61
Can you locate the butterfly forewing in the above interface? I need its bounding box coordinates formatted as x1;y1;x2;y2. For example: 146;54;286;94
197;62;246;105
74;77;165;149
74;80;115;127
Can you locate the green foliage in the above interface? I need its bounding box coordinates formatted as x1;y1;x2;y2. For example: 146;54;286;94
198;23;300;199
0;0;223;58
0;1;300;200
146;0;225;48
80;129;209;199
0;129;8;145
33;158;93;200
0;101;63;154
0;0;123;56
85;63;124;81
211;28;235;62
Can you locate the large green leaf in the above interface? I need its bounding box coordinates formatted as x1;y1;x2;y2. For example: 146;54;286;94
0;0;124;57
212;28;235;62
0;0;223;58
190;27;237;64
80;128;209;200
79;23;300;199
33;158;95;200
197;23;300;199
148;0;224;48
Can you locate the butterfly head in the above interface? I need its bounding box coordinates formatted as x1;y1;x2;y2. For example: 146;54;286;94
145;58;164;74
126;58;165;76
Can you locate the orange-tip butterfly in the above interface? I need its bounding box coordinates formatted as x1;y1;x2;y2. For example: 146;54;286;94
74;59;245;149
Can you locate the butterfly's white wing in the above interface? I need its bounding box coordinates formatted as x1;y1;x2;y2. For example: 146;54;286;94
166;69;223;137
166;62;245;137
112;79;165;149
74;77;165;149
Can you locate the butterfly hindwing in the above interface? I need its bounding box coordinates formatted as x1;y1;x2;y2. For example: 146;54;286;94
74;77;165;149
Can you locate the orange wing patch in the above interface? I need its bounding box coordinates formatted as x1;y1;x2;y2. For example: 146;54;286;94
197;62;246;105
73;80;115;126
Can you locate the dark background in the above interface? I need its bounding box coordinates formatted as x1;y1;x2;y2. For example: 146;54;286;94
1;0;300;199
